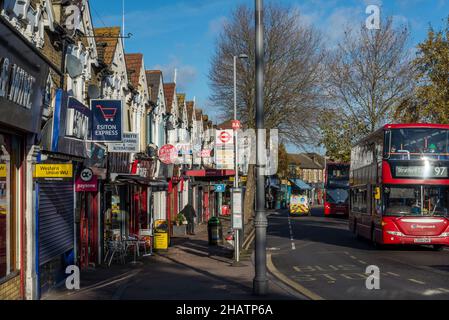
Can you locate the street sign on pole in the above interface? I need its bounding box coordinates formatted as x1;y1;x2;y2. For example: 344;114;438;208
214;184;226;193
232;188;243;230
232;120;241;130
215;130;235;170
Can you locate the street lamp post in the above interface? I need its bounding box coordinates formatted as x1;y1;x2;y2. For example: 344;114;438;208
233;54;248;265
253;0;268;296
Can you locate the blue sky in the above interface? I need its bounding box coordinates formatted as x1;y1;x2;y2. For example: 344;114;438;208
91;0;449;151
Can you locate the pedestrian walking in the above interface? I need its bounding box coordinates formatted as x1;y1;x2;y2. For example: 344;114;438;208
180;204;197;235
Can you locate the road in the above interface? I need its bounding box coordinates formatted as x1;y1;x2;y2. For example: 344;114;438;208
267;207;449;300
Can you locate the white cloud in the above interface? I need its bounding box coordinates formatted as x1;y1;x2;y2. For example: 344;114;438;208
208;16;228;36
363;0;383;7
324;7;363;46
152;56;198;91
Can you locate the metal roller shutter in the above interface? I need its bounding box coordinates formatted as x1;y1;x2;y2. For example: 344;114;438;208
39;182;74;265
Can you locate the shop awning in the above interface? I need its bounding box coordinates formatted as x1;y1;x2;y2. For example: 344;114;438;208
111;174;168;189
289;179;312;190
267;177;281;189
184;169;235;177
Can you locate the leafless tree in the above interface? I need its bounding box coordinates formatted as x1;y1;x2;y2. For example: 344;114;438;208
209;3;325;222
325;18;415;133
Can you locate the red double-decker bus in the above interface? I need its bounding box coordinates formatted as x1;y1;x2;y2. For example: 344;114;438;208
349;124;449;250
324;162;350;217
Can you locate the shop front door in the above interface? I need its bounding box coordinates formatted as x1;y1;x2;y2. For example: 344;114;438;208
80;192;99;269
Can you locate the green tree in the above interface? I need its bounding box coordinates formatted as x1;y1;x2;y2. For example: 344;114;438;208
411;18;449;123
318;111;369;163
326;18;414;132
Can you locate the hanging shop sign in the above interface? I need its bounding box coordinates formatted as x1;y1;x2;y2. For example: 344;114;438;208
131;160;155;179
34;164;73;179
47;89;91;158
75;168;98;192
0;20;50;133
0;164;5;178
65;97;90;140
107;132;139;153
214;184;226;193
91;99;123;142
158;144;177;165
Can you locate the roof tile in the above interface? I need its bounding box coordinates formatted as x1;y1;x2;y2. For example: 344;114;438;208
94;27;121;66
125;53;143;88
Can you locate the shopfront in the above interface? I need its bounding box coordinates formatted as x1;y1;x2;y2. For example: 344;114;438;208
0;133;23;299
38;89;95;292
0;17;51;300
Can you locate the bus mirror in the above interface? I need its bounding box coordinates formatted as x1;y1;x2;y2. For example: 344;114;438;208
374;187;381;200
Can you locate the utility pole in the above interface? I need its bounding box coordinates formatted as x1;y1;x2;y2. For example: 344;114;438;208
232;54;247;266
253;0;268;296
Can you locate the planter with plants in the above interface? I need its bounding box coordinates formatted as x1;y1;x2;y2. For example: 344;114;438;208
172;213;187;236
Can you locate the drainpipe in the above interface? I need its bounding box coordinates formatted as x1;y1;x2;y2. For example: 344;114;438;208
25;145;39;300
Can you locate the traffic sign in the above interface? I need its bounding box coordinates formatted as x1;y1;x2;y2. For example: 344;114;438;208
215;130;234;146
232;120;241;130
215;130;235;170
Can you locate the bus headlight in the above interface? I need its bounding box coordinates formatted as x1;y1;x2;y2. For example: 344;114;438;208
441;232;449;237
386;231;404;237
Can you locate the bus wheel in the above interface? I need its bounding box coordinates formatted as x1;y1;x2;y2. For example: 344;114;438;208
432;245;445;252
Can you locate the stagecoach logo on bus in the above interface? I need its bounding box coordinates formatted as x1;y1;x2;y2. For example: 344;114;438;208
91;99;123;142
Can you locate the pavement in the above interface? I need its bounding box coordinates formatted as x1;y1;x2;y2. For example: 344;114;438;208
43;216;300;300
267;207;449;300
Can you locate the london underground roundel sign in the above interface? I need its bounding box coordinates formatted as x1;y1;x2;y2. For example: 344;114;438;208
219;131;232;144
158;144;177;165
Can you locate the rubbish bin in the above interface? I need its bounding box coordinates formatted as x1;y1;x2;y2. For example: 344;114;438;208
208;217;223;245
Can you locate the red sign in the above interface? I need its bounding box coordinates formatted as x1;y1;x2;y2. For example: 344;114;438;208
199;149;212;158
221;205;230;216
75;168;98;192
231;120;241;130
158;144;177;165
219;131;232;144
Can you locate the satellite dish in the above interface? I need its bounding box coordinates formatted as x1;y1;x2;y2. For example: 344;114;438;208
88;85;100;99
66;54;83;78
